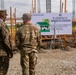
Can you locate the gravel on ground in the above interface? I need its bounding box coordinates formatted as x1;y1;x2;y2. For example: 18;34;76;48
7;48;76;75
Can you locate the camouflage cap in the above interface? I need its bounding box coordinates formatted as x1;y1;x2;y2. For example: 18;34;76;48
0;10;7;16
22;13;31;20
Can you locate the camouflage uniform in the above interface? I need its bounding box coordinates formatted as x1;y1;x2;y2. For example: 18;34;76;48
15;18;41;75
0;10;13;75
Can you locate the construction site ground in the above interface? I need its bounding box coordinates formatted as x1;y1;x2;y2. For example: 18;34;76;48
6;47;76;75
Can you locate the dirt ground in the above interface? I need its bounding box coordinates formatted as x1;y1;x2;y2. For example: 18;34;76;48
7;47;76;75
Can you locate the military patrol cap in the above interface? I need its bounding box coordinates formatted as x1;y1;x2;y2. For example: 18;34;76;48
0;10;7;16
22;13;31;20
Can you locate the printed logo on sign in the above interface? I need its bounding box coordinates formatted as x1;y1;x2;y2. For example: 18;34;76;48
59;14;62;16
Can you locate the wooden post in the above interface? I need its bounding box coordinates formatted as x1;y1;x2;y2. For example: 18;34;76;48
32;0;36;13
34;0;36;13
62;2;63;13
64;0;67;47
14;8;17;32
10;7;13;45
14;8;16;25
10;7;12;38
64;0;67;13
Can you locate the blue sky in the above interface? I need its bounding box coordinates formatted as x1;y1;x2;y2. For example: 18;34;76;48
2;0;72;17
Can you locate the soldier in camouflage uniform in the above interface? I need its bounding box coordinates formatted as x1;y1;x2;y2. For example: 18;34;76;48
15;13;41;75
0;10;13;75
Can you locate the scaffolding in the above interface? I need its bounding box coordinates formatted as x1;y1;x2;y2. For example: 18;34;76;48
37;0;41;13
0;0;4;10
46;0;51;13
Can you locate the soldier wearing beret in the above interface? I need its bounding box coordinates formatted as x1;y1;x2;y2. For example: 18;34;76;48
15;13;42;75
0;10;13;75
